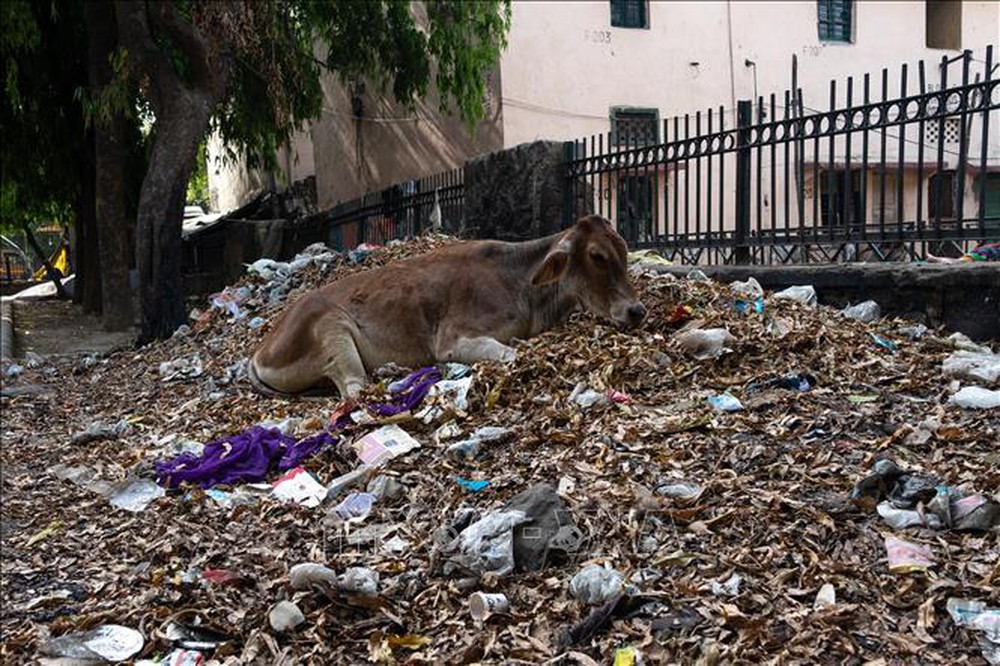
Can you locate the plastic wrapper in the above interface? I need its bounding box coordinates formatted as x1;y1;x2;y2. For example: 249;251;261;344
772;285;817;307
948;386;1000;409
942;349;1000;385
41;624;144;662
841;300;881;323
884;535;934;573
675;328;736;360
269;600;305;632
569;564;626;605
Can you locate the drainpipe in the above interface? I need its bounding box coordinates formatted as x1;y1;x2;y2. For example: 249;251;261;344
726;0;738;120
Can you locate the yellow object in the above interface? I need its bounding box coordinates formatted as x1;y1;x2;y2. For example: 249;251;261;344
26;520;62;548
614;646;639;666
33;244;69;281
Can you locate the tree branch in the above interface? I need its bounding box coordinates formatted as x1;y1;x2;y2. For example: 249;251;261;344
147;1;223;99
114;0;177;113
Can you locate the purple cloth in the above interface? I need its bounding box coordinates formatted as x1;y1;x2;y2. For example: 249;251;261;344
370;367;442;416
156;426;337;489
279;430;337;470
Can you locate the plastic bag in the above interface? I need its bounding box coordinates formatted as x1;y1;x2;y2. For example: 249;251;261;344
949;386;1000;409
772;285;817;307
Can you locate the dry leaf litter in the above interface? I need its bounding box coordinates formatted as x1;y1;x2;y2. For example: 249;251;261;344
1;235;998;665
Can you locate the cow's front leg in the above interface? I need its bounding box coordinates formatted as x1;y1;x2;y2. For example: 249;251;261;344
440;336;517;364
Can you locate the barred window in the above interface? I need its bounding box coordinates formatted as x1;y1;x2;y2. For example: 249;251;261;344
817;0;853;43
610;0;647;29
611;108;658;147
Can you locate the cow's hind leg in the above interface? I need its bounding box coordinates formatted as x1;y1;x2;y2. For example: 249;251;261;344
439;336;517;364
319;326;368;399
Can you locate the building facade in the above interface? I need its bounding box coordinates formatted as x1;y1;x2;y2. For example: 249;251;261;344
208;0;1000;242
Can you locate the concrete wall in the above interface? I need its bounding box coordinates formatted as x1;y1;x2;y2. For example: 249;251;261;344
500;1;1000;146
311;69;503;211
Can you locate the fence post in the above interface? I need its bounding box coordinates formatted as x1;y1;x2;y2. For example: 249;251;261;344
735;100;752;265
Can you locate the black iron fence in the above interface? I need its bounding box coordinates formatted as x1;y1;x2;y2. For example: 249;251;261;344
327;168;464;251
566;46;1000;264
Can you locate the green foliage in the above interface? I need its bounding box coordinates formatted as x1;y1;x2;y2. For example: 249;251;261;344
0;0;87;233
186;140;210;209
212;0;511;170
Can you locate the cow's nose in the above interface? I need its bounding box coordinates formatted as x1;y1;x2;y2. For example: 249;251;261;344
627;303;647;326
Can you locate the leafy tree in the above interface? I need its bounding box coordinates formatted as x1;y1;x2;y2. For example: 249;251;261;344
186;140;210;210
113;0;510;343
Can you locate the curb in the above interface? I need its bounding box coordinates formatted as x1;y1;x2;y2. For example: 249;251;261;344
0;298;13;359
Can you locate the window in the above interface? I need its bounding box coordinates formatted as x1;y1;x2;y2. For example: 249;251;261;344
817;0;853;43
926;0;962;49
610;0;648;29
976;173;1000;220
611;108;658;147
616;174;654;242
928;171;956;220
819;168;862;227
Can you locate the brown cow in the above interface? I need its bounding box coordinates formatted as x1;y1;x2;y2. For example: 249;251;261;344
248;215;646;398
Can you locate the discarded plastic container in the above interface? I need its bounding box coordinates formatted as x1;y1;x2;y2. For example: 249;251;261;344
841;300;881;323
707;393;743;412
569;564;625;605
469;592;510;620
41;624;144;662
772;285;817;307
948;386;1000;410
446;426;512;462
248;316;265;329
337;567;379;596
675;328;736;360
269;600;305;633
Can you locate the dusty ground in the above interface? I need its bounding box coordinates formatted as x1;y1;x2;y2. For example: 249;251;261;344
1;238;998;665
10;299;134;358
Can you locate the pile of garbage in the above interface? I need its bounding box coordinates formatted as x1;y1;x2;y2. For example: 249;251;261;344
1;235;998;665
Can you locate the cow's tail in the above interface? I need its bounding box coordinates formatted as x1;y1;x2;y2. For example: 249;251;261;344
247;355;340;399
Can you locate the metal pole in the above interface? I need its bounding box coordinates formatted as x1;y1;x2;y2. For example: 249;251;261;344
735;100;752;265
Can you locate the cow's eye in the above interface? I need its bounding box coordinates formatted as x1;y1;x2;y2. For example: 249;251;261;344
590;252;606;265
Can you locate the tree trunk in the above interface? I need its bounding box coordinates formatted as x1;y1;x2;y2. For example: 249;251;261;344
115;1;229;343
134;109;211;342
86;0;133;331
21;223;67;298
73;129;103;313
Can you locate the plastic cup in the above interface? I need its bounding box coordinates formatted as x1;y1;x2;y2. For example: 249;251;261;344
469;592;509;620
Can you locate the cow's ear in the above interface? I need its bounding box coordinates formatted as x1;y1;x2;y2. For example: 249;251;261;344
532;240;572;285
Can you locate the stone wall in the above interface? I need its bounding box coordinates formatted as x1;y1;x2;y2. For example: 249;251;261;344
462;141;589;241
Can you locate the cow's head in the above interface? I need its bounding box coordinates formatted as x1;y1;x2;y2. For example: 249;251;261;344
532;215;647;329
